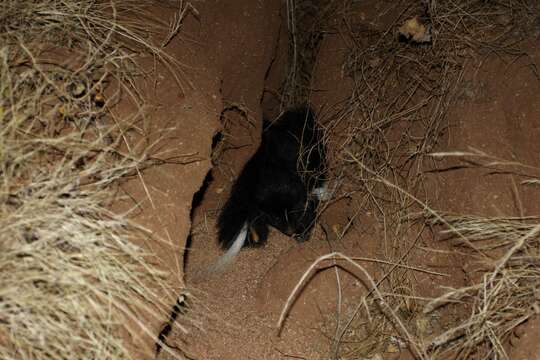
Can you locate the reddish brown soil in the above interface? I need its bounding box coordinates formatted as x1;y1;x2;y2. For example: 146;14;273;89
121;1;540;359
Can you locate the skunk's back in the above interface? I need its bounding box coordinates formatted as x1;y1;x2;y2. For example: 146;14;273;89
262;106;317;168
263;106;325;185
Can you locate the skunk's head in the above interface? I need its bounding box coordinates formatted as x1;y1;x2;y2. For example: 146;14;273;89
264;209;295;236
264;202;317;240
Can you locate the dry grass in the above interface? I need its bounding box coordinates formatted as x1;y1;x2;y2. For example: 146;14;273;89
331;1;539;357
336;0;538;215
418;153;540;359
423;217;540;358
280;0;540;359
0;1;193;359
280;155;540;359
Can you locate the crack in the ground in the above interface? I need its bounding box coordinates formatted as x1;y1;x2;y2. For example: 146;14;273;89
155;292;193;358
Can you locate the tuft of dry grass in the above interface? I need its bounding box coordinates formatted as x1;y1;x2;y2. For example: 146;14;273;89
423;217;540;358
418;153;540;359
0;0;194;359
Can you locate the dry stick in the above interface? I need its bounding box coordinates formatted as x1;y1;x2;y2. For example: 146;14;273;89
349;256;448;277
331;251;343;358
426;319;475;351
161;2;199;48
488;223;540;284
431;147;540;172
424;283;482;314
277;252;427;360
424;225;540;350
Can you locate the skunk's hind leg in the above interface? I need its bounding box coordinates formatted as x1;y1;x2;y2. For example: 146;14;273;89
247;214;269;247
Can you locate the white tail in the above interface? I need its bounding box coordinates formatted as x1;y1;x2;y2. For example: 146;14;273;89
208;222;248;273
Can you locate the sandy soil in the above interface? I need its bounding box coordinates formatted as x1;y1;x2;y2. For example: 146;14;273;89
119;1;540;359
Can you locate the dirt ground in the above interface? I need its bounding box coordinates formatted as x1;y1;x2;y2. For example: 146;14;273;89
122;1;540;359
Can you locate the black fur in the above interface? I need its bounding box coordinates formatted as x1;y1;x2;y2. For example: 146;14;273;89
217;106;326;250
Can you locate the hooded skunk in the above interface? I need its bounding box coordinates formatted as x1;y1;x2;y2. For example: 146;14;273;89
214;105;327;269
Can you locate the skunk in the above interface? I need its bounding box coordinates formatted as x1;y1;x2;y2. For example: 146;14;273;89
213;106;327;270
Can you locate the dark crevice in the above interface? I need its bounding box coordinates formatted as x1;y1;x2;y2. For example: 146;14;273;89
155;293;192;358
156;126;224;357
155;167;217;357
182;170;214;274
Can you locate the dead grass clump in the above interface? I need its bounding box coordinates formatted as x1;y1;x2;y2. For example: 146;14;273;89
0;1;192;358
423;215;540;358
418;152;540;358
